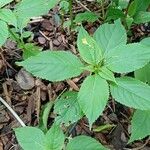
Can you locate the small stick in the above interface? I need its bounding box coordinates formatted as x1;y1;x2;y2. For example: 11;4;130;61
0;96;26;127
75;0;91;12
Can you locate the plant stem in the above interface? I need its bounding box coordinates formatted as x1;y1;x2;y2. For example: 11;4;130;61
69;0;73;29
0;96;26;127
100;0;105;20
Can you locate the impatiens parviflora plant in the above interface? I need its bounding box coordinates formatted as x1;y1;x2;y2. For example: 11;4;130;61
128;37;150;143
15;123;108;150
17;19;150;129
0;0;59;59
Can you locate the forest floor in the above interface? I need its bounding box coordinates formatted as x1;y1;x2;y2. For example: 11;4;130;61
0;1;150;150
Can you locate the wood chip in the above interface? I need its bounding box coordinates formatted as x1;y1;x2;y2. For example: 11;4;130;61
15;69;35;90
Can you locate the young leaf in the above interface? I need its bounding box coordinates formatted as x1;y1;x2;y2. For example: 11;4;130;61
15;127;45;150
66;135;108;150
22;43;41;60
0;20;8;46
45;124;65;150
129;110;150;143
125;16;134;29
94;19;127;53
77;26;102;64
118;0;129;9
134;11;150;24
110;77;150;110
78;75;109;127
0;9;17;27
105;43;150;73
0;0;13;7
128;1;137;17
54;91;83;125
74;11;99;23
17;51;84;81
106;7;125;21
98;66;116;83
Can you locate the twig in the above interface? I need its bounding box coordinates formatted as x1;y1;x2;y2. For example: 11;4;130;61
69;0;74;29
39;30;51;41
75;0;91;12
132;137;150;150
0;96;26;127
124;137;150;150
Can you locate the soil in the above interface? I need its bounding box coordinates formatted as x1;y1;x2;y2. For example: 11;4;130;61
0;1;150;150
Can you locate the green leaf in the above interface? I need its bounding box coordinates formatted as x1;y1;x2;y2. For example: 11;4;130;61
45;124;65;150
21;31;33;38
112;0;119;6
77;26;102;64
15;127;45;150
42;102;53;130
66;135;108;150
74;11;99;23
134;11;150;24
78;75;109;127
15;0;59;19
17;51;84;81
125;16;134;29
22;43;41;60
14;0;59;29
129;110;150;143
135;63;150;85
0;9;17;27
134;0;150;12
16;17;30;31
0;0;13;7
118;0;129;9
99;66;116;83
134;37;150;85
60;0;69;13
54;91;83;125
128;1;137;17
110;77;150;110
105;43;150;73
38;102;53;132
0;20;8;46
94;19;127;53
141;37;150;47
106;7;125;21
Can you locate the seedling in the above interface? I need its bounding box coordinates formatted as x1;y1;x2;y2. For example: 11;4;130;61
17;19;150;129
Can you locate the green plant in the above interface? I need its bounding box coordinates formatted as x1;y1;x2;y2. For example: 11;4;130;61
17;19;150;130
0;0;59;58
128;37;150;143
15;123;108;150
1;0;150;149
106;0;150;28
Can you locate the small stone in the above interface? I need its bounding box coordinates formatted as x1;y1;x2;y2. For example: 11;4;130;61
53;39;60;46
38;37;46;44
15;69;35;90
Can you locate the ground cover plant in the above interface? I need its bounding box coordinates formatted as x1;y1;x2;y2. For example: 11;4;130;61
0;0;150;150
